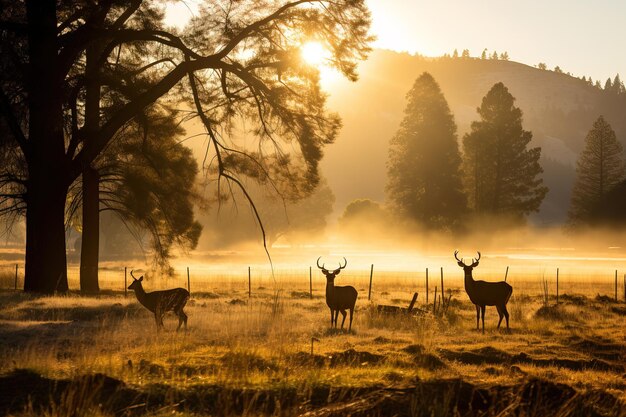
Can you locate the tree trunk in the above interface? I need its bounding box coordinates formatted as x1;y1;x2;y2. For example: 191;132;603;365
23;0;70;293
80;166;100;293
24;175;69;293
79;38;103;294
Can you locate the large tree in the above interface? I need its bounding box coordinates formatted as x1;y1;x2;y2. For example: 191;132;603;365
568;116;624;226
462;82;547;221
0;0;372;293
67;107;203;290
386;72;466;228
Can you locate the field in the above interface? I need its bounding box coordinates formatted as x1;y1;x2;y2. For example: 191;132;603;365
1;250;626;416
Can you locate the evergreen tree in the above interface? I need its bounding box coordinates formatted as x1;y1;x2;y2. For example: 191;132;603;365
613;74;625;94
491;51;499;60
605;78;613;90
568;116;624;226
500;51;509;61
461;49;470;58
481;49;487;59
452;49;459;58
462;83;547;221
387;72;467;228
554;66;563;73
537;62;547;70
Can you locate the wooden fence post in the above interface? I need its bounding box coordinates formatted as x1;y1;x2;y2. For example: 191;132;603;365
615;270;618;302
368;264;374;301
309;266;313;299
433;286;437;314
504;266;509;282
624;274;626;303
556;268;559;304
440;267;444;299
14;264;18;290
124;267;127;297
187;267;191;295
426;268;429;304
248;266;251;298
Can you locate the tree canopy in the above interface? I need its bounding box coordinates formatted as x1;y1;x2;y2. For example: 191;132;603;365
568;116;624;227
386;72;466;229
0;0;373;292
462;82;547;222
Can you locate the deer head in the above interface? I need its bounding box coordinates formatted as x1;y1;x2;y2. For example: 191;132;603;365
317;257;347;282
128;270;144;290
454;250;481;273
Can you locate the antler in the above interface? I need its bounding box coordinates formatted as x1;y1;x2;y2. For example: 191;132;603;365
130;270;137;280
454;250;467;267
471;251;481;267
338;257;347;270
316;257;325;270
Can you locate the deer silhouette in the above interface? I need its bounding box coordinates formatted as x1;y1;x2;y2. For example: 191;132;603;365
317;257;358;331
455;251;512;333
127;270;189;332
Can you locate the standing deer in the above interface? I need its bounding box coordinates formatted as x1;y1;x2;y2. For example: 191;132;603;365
317;257;358;331
127;270;189;332
454;251;513;333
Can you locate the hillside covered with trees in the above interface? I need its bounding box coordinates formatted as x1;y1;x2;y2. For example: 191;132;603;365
321;49;626;225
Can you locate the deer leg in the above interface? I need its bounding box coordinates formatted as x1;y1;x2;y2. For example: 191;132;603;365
496;305;504;329
339;310;347;329
333;310;340;328
154;312;161;332
348;307;354;332
480;305;486;334
329;309;334;327
177;309;188;332
475;305;480;330
503;305;510;330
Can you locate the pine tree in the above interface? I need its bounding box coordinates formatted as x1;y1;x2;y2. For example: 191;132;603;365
461;49;470;58
568;116;624;226
387;72;467;228
452;49;459;58
613;74;625;94
604;78;613;90
481;49;487;59
462;83;547;221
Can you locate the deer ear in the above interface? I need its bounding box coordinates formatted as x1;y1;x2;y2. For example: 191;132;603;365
139;276;144;282
334;269;341;275
457;262;465;267
322;269;328;274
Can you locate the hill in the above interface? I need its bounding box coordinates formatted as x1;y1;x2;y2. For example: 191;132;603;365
320;49;626;225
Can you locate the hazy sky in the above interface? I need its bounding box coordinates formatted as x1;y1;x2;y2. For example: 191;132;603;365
367;0;625;83
165;1;624;83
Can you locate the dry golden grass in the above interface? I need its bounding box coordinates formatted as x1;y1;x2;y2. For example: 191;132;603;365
1;266;625;416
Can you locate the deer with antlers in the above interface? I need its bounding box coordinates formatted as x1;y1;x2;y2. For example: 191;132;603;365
317;257;358;331
127;270;190;332
454;251;513;333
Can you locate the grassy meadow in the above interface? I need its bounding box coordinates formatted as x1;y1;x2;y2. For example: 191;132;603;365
0;253;625;416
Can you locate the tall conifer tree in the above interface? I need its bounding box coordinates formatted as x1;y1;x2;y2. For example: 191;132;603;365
568;116;624;226
386;72;466;228
462;82;547;221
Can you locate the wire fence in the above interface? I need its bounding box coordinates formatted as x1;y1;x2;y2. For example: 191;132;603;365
1;262;625;303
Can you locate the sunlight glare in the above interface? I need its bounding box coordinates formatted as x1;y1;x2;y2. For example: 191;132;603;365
301;41;330;67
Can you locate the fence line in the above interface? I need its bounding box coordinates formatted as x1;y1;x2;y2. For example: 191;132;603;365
1;263;625;304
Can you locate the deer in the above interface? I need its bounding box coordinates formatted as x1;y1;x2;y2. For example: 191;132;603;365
317;257;358;331
127;270;190;332
454;251;513;333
